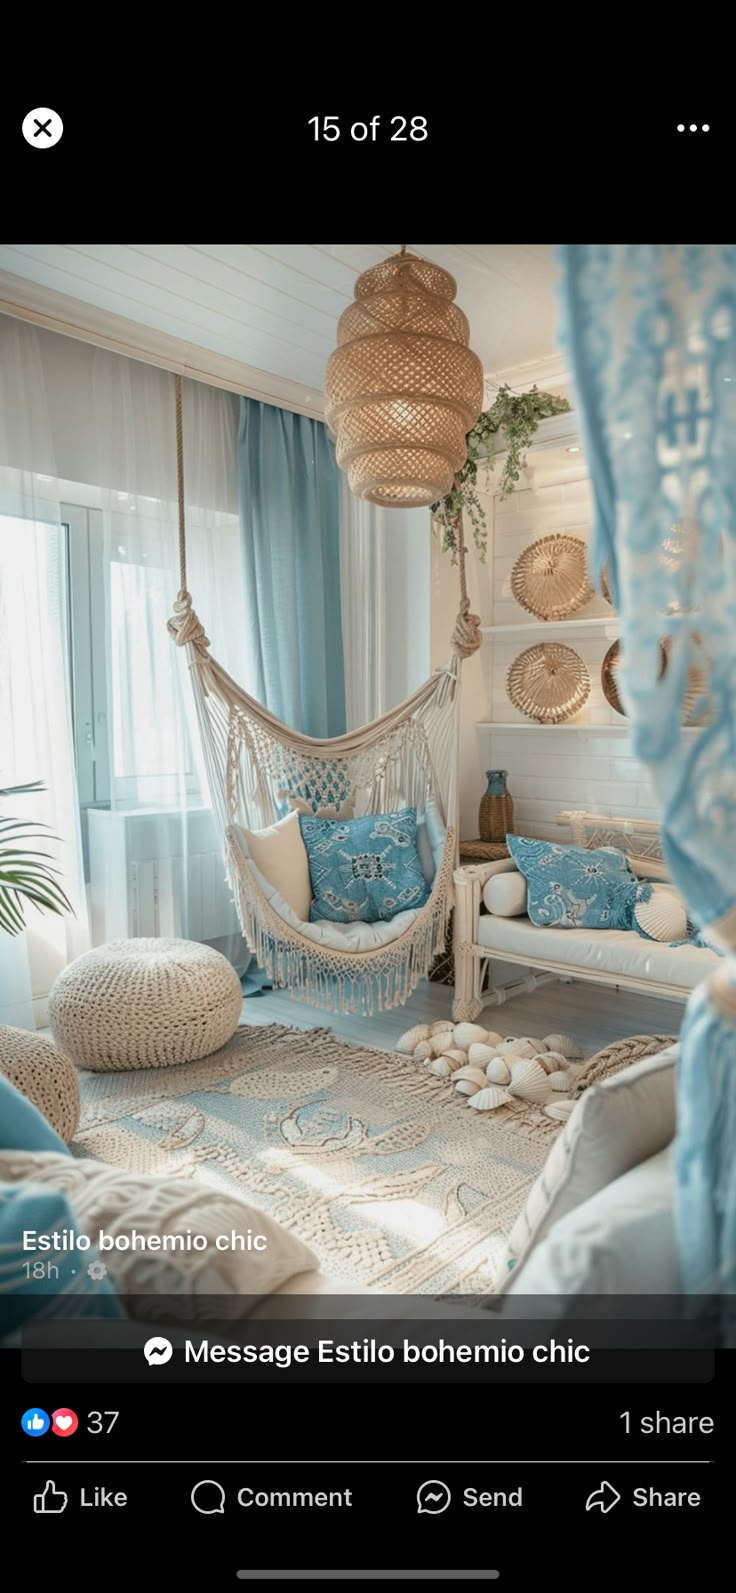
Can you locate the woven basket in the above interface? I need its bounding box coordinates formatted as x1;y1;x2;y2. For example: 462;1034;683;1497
507;642;590;724
511;534;592;621
324;252;483;507
602;637;707;723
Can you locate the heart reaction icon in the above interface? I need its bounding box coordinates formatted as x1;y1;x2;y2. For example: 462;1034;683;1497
51;1408;79;1437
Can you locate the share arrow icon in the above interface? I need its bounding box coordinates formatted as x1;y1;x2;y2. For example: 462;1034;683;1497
585;1480;622;1513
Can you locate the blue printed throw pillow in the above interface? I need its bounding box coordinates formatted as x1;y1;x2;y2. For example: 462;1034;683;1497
506;835;636;929
300;808;431;923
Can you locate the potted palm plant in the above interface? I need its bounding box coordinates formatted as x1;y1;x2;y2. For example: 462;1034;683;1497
0;782;72;934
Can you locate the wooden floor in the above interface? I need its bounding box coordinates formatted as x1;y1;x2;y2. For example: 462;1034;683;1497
239;976;681;1057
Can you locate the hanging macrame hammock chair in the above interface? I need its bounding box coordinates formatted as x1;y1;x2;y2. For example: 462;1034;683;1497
167;377;481;1014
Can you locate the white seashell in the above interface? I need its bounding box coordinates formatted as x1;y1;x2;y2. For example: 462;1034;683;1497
441;1049;469;1070
427;1057;452;1077
428;1031;456;1057
430;1019;456;1036
634;886;687;943
536;1050;569;1074
453;1065;489;1085
396;1024;430;1055
468;1086;514;1112
453;1022;491;1050
413;1041;433;1061
485;1057;512;1085
482;1029;503;1046
548;1070;572;1092
544;1099;576;1122
565;1062;584;1080
542;1033;583;1060
509;1057;552;1104
467;1042;498;1070
495;1037;538;1060
453;1066;488;1096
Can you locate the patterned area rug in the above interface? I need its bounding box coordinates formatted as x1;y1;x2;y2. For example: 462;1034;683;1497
74;1024;570;1295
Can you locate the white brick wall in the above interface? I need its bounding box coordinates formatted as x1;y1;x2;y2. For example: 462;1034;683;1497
477;443;659;843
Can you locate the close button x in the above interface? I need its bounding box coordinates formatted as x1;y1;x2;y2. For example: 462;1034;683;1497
22;107;64;148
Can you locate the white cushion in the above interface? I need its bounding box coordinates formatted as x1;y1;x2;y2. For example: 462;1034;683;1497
506;1147;678;1295
483;869;527;917
476;913;717;992
496;1046;677;1292
0;1149;318;1312
240;810;311;922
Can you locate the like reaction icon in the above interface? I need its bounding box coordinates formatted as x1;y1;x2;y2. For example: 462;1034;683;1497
34;1481;68;1514
21;1408;50;1436
52;1408;79;1437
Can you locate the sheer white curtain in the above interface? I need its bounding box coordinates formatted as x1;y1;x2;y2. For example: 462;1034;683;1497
338;480;387;728
0;322;89;1026
0;316;252;1020
91;356;251;970
339;485;431;727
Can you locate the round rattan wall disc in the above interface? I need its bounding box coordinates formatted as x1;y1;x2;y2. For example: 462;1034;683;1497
507;642;590;723
602;639;693;718
511;533;593;621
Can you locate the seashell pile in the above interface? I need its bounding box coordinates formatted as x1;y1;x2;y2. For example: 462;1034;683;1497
396;1015;587;1120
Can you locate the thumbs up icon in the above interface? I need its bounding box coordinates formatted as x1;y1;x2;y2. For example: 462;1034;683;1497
34;1481;68;1514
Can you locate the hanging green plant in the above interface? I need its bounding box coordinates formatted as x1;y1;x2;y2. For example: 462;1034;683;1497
432;385;572;561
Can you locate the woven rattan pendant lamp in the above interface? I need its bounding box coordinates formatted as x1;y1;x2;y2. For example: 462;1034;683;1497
324;247;484;507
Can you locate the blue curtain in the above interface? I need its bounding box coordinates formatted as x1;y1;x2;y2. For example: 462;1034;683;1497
238;399;346;738
557;245;736;1301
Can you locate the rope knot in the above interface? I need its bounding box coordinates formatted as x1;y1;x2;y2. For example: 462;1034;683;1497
451;596;482;659
167;590;210;656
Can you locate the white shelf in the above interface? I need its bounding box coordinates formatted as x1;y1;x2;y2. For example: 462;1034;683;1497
481;616;619;638
477;721;700;735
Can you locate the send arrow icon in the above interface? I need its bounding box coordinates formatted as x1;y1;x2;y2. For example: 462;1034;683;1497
585;1480;621;1513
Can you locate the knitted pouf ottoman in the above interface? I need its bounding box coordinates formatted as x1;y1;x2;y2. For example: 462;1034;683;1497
48;938;243;1071
0;1024;80;1142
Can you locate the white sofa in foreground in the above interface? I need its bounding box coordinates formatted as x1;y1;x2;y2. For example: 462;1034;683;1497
452;810;719;1021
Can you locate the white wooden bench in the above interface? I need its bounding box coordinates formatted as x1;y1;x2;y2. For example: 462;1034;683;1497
451;810;718;1021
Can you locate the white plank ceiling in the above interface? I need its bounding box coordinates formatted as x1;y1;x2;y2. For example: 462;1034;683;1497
0;244;559;400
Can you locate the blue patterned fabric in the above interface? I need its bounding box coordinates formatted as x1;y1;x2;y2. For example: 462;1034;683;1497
558;244;736;1298
300;808;430;923
507;835;636;929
